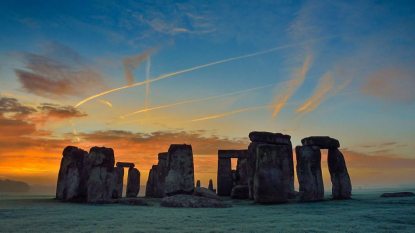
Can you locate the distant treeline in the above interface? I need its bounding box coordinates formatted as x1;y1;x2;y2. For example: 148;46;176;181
0;179;30;192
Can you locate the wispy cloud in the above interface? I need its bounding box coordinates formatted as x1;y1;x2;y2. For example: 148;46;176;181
191;105;271;122
361;67;415;102
296;72;334;113
123;48;156;85
272;54;312;118
15;44;106;99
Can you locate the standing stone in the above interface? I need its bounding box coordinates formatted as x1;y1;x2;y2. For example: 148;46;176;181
236;158;248;185
196;180;201;188
113;166;124;198
328;149;352;199
296;146;324;201
56;146;87;201
85;147;116;203
145;165;158;197
217;157;232;196
247;142;260;199
208;179;214;192
254;144;291;203
164;144;195;195
146;152;169;198
126;167;140;197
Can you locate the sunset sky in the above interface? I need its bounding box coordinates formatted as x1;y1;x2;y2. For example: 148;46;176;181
0;0;414;190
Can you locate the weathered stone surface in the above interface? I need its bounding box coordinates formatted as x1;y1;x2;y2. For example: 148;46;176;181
194;187;220;200
161;195;229;208
247;142;261;199
56;146;87;201
380;192;415;198
254;144;292;203
301;136;340;149
116;162;134;168
164;144;195;195
218;150;248;159
145;165;157;197
296;146;324;201
236;158;248;185
328;149;352;199
208;179;214;192
196;180;201;188
217;158;232;196
249;131;291;145
231;185;249;199
126;167;140;198
85;147;116;203
113;166;124;198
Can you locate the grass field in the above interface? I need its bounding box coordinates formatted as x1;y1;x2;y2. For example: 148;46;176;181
1;189;414;233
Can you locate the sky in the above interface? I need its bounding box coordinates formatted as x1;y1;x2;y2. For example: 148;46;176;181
0;0;414;190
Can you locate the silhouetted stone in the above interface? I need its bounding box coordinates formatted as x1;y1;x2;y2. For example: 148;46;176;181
56;146;87;201
85;147;116;203
249;131;291;145
146;152;169;198
194;187;220;200
236;158;248;185
196;180;201;188
145;165;157;197
296;146;324;201
301;136;340;149
113;166;124;198
126;167;140;198
254;144;292;203
380;192;415;198
328;148;352;199
247;142;261;199
161;194;229;208
231;185;249;199
116;162;134;168
217;157;232;196
164;144;195;195
208;179;214;192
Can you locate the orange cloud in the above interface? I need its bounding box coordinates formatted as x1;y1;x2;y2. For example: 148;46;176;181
296;72;334;113
361;67;415;102
272;54;312;118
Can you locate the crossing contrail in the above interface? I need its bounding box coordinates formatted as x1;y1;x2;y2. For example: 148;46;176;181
190;105;272;122
120;83;276;118
75;36;335;108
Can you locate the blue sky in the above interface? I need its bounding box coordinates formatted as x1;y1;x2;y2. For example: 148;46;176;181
0;0;414;185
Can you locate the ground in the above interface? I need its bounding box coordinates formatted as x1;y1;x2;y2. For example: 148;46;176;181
1;190;414;233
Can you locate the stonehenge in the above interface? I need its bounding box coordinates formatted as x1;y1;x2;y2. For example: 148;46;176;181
56;146;140;203
217;149;249;197
56;131;352;206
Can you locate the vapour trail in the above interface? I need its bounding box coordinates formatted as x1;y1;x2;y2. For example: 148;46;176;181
296;72;334;113
98;99;113;108
120;83;276;118
190;105;272;122
271;54;312;118
123;48;156;85
75;36;335;108
144;57;151;108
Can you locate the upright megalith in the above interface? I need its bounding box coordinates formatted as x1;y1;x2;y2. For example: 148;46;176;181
217;156;232;196
146;152;169;198
254;144;291;203
208;179;214;192
113;166;124;198
56;146;87;201
196;180;201;188
248;131;294;201
126;167;140;197
85;147;116;203
164;144;195;195
296;146;324;201
328;148;352;199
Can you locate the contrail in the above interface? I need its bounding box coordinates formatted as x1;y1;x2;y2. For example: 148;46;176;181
123;48;156;85
272;54;312;118
75;36;335;108
144;57;151;108
296;72;334;113
191;105;272;122
120;83;276;118
98;99;113;108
